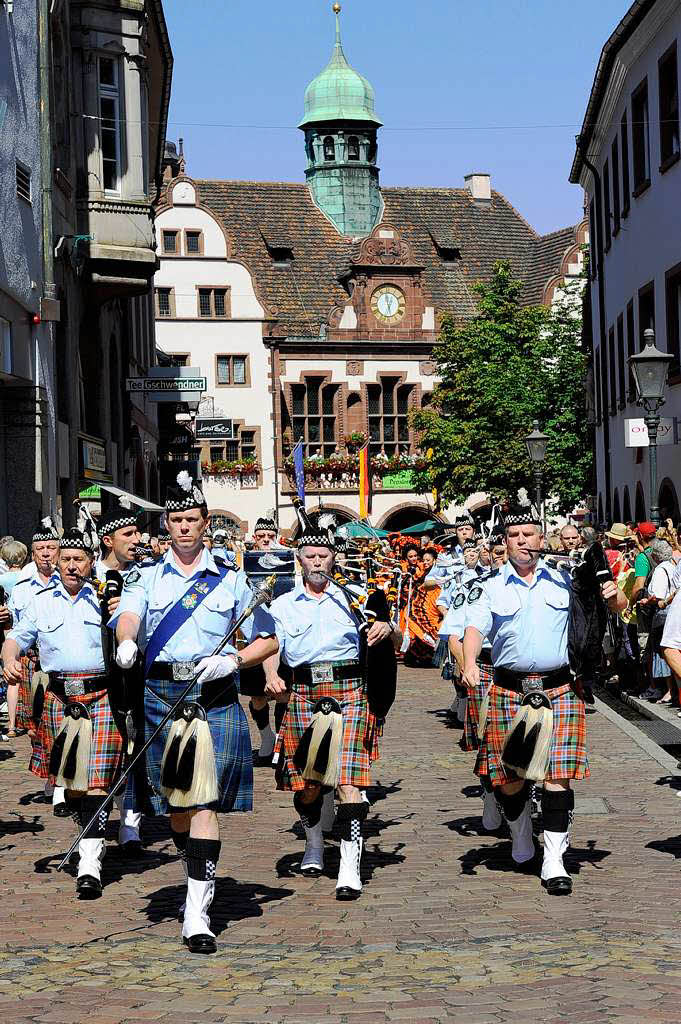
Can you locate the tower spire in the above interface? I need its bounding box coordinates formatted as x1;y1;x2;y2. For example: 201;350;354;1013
331;4;346;66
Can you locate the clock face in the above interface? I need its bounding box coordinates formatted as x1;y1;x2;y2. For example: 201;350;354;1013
371;285;406;325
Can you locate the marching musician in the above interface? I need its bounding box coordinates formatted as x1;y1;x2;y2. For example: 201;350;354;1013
2;526;124;900
244;515;285;762
5;520;61;796
264;503;397;901
110;471;278;955
462;507;625;895
439;535;508;831
93;491;146;856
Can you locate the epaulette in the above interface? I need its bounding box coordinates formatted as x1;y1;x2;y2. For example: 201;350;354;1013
123;567;142;587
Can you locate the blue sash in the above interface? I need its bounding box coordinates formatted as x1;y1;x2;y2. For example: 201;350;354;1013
144;566;228;675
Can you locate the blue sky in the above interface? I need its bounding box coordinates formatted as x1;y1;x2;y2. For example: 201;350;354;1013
163;0;627;234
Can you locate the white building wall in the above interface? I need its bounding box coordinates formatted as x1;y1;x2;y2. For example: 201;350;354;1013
155;180;274;532
579;1;681;520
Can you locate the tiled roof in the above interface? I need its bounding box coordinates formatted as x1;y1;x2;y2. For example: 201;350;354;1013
189;178;577;337
525;226;577;305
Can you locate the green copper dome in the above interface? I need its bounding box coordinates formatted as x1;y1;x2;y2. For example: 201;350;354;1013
299;7;382;129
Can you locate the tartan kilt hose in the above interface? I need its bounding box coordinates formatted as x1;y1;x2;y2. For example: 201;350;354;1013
474;681;589;786
145;678;253;815
461;660;493;752
31;687;123;788
275;675;377;792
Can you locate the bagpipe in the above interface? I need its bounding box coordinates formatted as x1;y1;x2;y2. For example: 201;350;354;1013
319;568;398;722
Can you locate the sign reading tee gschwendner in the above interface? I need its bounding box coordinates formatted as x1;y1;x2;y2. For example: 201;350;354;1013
126;377;206;393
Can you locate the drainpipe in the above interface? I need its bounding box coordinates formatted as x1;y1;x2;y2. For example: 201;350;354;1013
576;135;611;523
38;0;57;514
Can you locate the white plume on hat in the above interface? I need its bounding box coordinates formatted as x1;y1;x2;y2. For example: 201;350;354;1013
176;470;192;492
41;515;53;529
119;494;132;510
317;512;337;531
517;487;531;507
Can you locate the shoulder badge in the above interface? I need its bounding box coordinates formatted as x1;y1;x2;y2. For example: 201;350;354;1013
467;585;484;604
124;568;141;587
453;592;466;609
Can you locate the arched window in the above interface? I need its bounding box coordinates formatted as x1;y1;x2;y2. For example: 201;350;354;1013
348;135;360;160
613;488;621;523
323;136;335;161
635;482;646;522
659;478;680;522
622;486;632;523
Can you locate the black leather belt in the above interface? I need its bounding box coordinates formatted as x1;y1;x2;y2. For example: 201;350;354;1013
293;660;361;685
48;673;108;699
493;666;571;694
149;660;200;681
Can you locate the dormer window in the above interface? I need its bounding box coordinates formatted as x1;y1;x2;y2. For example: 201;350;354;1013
323;136;336;161
261;228;294;266
348;135;360;160
429;226;461;267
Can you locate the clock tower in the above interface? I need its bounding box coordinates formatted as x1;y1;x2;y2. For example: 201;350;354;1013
299;3;382;238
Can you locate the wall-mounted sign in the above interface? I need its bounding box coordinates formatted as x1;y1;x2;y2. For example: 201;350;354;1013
624;417;677;448
82;439;106;473
196;418;234;439
381;470;415;490
127;376;206;396
79;485;101;499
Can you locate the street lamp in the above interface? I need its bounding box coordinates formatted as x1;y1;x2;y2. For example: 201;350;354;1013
525;420;549;528
629;326;673;525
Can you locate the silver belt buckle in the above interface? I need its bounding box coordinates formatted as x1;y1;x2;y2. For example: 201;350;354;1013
64;679;85;697
311;661;333;685
521;677;543;694
172;661;195;682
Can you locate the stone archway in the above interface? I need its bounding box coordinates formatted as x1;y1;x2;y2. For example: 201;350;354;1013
622;486;632;523
378;502;442;532
613;488;621;523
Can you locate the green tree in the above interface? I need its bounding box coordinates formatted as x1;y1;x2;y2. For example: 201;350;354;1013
410;261;590;512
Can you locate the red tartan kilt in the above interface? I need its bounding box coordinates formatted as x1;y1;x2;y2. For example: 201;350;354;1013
461;660;493;752
474;681;589;786
29;689;63;779
30;686;123;789
274;675;376;792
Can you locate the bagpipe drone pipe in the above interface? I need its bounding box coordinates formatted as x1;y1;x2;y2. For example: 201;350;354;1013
566;540;612;687
322;569;398;722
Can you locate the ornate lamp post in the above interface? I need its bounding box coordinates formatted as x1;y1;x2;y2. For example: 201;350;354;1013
629;327;673;525
525;421;549;529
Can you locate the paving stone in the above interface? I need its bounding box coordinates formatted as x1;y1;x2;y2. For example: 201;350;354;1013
0;667;680;1022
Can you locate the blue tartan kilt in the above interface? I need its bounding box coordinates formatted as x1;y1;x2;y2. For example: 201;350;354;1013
144;677;253;815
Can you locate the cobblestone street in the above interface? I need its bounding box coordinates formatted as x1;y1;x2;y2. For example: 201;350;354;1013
2;666;681;1023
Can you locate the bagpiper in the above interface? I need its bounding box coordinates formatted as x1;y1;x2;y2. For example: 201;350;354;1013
243;515;287;762
462;506;625;894
265;501;397;900
2;525;125;899
93;489;147;855
5;518;62;809
110;470;278;954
